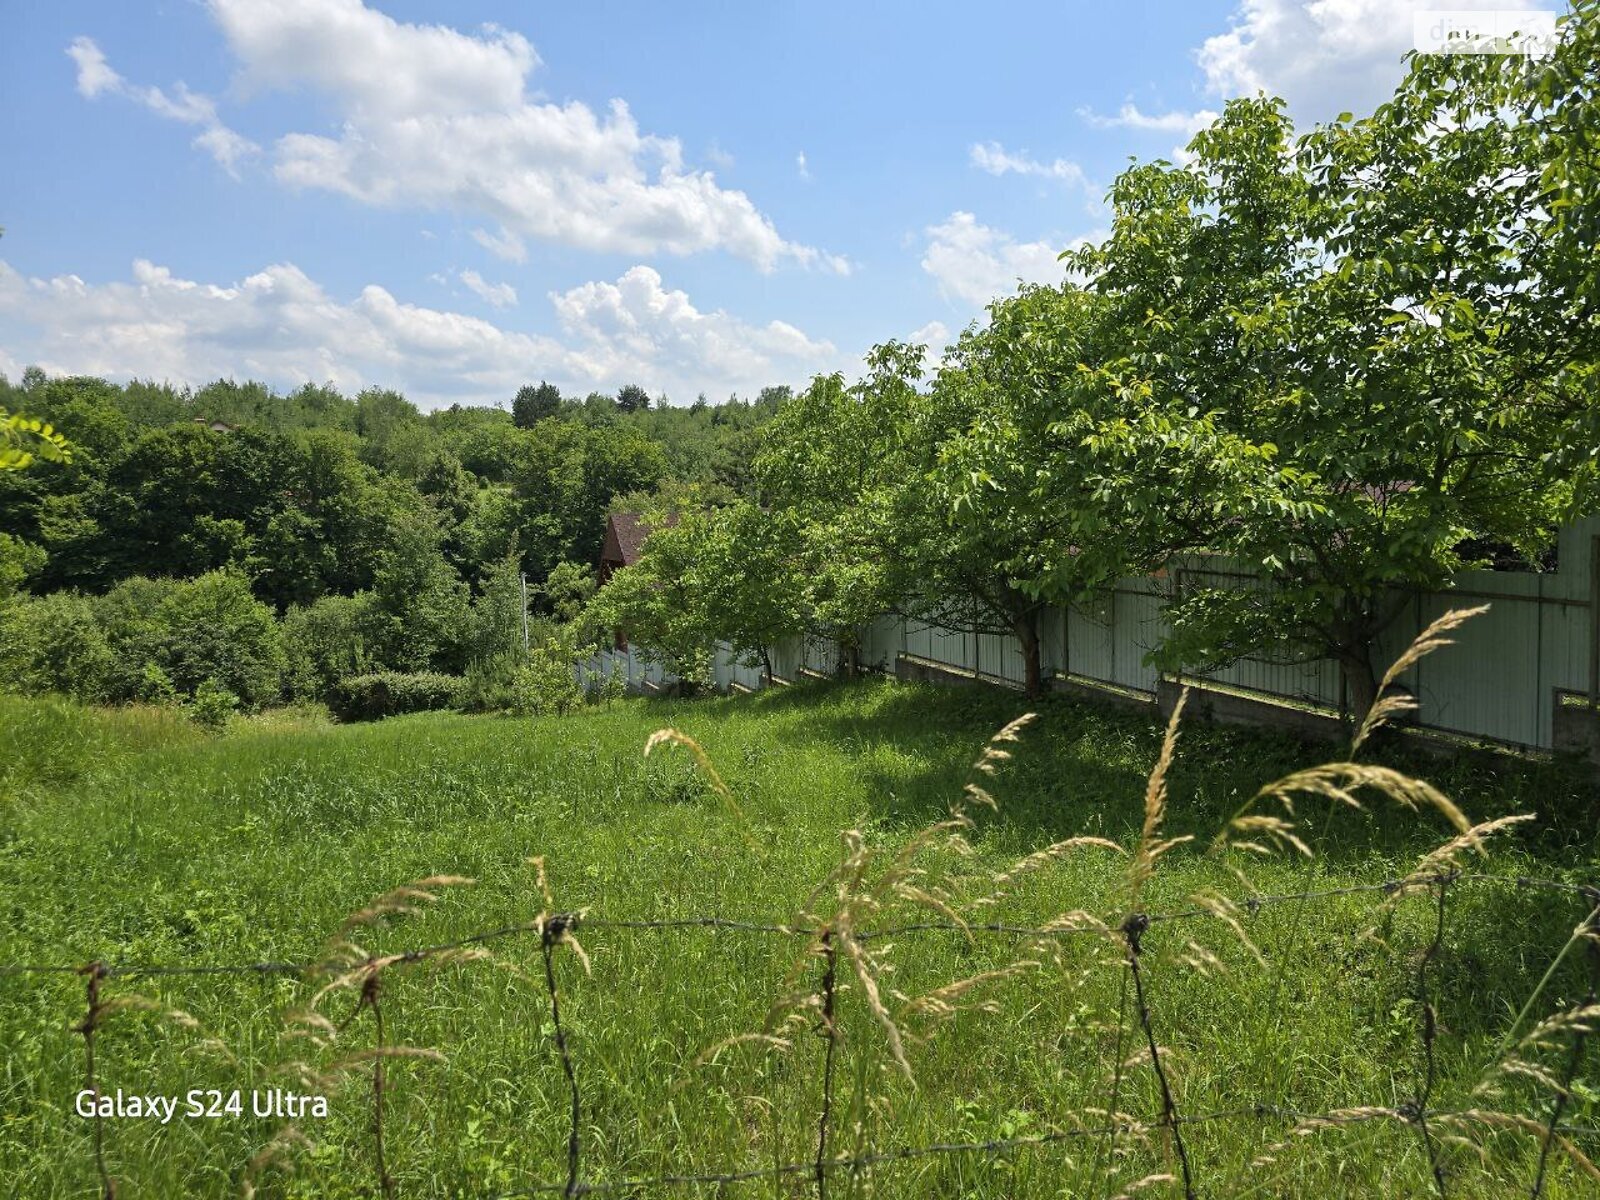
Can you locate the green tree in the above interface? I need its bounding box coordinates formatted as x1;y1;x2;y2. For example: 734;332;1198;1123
512;381;562;428
615;383;652;414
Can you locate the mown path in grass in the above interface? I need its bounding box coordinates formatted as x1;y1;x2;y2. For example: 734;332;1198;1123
1;681;1597;1198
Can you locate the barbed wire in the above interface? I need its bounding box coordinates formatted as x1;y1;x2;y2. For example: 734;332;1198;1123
10;869;1600;1198
2;870;1592;981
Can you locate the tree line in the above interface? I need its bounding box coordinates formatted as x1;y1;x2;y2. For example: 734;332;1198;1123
0;371;789;716
591;8;1600;718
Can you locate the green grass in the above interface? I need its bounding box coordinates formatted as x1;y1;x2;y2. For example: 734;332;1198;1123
1;681;1598;1198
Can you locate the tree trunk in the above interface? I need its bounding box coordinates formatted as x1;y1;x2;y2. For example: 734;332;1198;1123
1015;612;1044;699
761;647;775;686
837;637;860;680
1338;644;1380;733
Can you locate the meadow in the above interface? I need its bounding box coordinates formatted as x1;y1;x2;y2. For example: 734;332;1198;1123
1;679;1598;1198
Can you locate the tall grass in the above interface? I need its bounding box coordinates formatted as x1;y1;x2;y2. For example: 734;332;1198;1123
0;661;1596;1196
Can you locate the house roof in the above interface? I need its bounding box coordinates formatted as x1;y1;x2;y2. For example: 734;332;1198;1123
600;510;678;569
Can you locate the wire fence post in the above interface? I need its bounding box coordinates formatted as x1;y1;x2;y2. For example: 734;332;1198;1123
1121;913;1195;1200
360;970;396;1200
75;961;115;1200
814;929;838;1200
1412;873;1454;1198
1531;892;1600;1198
541;914;582;1198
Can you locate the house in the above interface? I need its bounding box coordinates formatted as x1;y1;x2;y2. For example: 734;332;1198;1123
192;417;236;433
598;510;678;649
599;511;651;584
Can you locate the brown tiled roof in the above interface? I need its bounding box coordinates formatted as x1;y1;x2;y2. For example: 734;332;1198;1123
601;511;680;570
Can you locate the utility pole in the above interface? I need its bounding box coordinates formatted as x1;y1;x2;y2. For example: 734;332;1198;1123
520;572;530;651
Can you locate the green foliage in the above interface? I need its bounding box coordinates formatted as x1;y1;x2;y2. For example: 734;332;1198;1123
0;590;112;700
369;502;471;672
143;570;286;710
512;381;562;428
0;533;45;602
458;650;524;713
188;677;239;731
540;560;596;624
282;593;376;701
509;636;584;716
0;405;71;471
328;671;464;722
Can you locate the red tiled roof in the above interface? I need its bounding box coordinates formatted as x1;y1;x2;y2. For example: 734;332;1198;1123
600;511;680;570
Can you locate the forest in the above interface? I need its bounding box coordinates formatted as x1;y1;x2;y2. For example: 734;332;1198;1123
0;371;785;719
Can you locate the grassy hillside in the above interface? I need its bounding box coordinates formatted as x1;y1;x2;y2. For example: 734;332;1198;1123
1;682;1597;1197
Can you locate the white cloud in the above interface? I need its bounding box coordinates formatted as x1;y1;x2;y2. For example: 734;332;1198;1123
66;36;120;98
906;319;951;374
470;226;528;264
1194;0;1547;122
188;0;840;273
67;36;260;176
549;266;838;401
0;258;840;408
458;269;516;308
1076;102;1222;163
969;142;1090;189
920;212;1071;309
1078;103;1220;134
796;151;810;181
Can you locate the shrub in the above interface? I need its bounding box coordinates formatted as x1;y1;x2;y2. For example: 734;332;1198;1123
329;671;464;722
94;576;181;702
509;638;583;717
188;677;239;731
283;593;376;701
151;570;286;710
459;650;523;713
0;591;112;701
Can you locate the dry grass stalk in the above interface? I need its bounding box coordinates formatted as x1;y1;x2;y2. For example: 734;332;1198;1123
1128;693;1190;911
644;727;752;834
1350;605;1491;757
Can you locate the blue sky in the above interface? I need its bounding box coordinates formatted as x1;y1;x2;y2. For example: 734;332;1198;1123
0;0;1560;408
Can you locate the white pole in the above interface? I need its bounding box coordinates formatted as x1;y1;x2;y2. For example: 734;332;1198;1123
520;572;530;651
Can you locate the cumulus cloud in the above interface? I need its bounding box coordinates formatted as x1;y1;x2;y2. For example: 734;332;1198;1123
458;269;516;308
0;258;840;408
1194;0;1548;122
184;0;841;272
969;142;1091;189
470;226;527;264
67;36;259;176
549;266;838;401
920;212;1071;309
1078;103;1220;134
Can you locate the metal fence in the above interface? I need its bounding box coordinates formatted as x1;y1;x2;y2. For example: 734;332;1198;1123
581;513;1600;754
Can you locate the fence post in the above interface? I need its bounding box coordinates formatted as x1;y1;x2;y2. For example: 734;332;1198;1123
1120;914;1195;1200
541;915;582;1198
1412;874;1454;1198
814;930;838;1200
76;962;115;1200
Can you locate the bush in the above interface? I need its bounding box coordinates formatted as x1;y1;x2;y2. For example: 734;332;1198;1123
0;591;112;701
151;570;285;709
509;638;583;717
329;671;464;722
92;572;284;710
283;593;376;701
458;650;523;713
94;576;181;702
188;677;239;731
